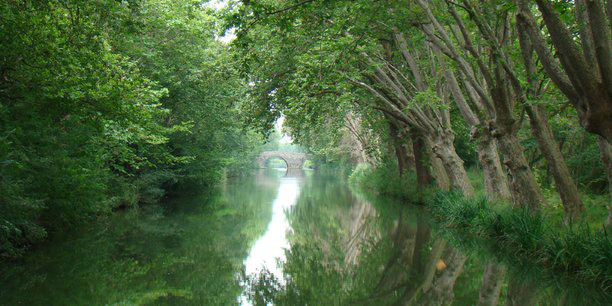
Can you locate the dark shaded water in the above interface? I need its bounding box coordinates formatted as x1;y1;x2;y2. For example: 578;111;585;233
0;169;607;305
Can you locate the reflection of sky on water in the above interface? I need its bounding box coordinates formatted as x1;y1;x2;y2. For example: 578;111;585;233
241;175;301;305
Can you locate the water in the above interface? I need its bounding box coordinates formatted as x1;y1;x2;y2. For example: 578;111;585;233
0;169;607;305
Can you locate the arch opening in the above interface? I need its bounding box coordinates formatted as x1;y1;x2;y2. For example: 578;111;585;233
256;151;309;169
264;156;289;169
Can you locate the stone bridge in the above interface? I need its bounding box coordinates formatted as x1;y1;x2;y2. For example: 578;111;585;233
256;151;309;169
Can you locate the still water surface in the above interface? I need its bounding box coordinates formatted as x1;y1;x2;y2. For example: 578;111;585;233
0;169;606;305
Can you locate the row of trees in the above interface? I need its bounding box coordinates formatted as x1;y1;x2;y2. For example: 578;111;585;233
229;0;611;224
230;1;610;305
1;0;260;259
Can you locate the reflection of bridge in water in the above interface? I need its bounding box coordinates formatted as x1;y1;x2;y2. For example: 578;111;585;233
256;151;310;169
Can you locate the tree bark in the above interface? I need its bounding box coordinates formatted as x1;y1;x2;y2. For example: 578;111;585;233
496;131;544;211
390;122;411;176
426;139;451;192
516;18;585;222
476;132;511;200
516;0;612;143
597;136;612;229
442;58;511;200
526;105;585;223
416;0;545;210
344;111;373;165
404;136;415;171
427;131;475;197
413;131;434;192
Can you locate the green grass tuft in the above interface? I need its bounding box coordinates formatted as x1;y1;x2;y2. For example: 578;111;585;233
427;191;612;292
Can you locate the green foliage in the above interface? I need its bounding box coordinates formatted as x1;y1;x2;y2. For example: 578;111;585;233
244;173;397;305
427;192;612;292
408;89;446;111
1;0;175;257
0;0;262;259
451;108;478;167
0;174;279;304
563;131;608;192
349;161;419;201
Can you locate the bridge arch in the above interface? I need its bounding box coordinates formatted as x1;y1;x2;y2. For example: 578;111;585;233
256;151;309;169
262;156;290;168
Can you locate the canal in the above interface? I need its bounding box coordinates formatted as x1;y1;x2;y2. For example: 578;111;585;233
0;169;605;305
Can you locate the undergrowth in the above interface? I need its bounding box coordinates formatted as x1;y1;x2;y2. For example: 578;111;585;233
351;163;612;294
428;192;612;291
349;162;420;201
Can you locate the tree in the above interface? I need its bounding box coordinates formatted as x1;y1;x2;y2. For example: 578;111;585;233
514;0;612;226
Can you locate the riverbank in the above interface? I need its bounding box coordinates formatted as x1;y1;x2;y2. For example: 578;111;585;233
0;172;282;305
350;164;612;295
428;192;611;291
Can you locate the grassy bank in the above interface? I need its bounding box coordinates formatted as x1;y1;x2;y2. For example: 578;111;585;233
428;192;611;289
350;163;612;292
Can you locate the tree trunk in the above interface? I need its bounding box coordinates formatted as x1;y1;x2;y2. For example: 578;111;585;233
413;131;434;191
428;132;475;197
416;0;545;209
344;112;371;165
476;131;511;201
443;63;511;200
526;105;585;223
404;136;415;172
515;16;582;221
476;263;506;306
473;131;509;306
390;123;410;176
531;0;612;144
428;142;451;192
496;131;545;211
473;133;510;306
597;136;612;228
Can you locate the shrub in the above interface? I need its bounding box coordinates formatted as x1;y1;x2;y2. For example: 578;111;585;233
349;161;418;201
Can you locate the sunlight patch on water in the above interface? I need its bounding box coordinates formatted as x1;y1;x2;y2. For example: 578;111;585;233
241;177;300;304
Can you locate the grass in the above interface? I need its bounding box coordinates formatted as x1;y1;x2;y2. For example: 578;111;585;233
465;167;610;229
349;162;422;202
351;164;612;295
428;192;611;294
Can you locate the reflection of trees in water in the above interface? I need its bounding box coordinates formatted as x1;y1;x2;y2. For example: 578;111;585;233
362;212;466;306
343;192;378;266
420;246;467;305
246;181;603;306
506;277;539;306
477;263;506;306
245;180;476;305
0;175;283;305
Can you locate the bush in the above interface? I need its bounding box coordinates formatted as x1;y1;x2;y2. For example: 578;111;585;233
349;161;419;201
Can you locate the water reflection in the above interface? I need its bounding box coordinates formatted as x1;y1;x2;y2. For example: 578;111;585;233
240;171;304;305
245;175;609;306
0;171;607;305
244;176;301;280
